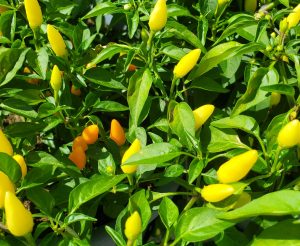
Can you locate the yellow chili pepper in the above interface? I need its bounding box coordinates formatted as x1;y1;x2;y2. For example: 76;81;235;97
277;119;300;148
286;4;300;29
47;24;68;58
50;65;62;92
124;211;142;243
4;191;34;237
121;139;141;174
24;0;43;29
110;119;126;146
201;183;235;203
13;154;27;178
270;92;281;107
148;0;167;32
0;129;13;155
0;171;15;209
193;104;215;130
244;0;257;13
217;150;258;183
173;49;201;79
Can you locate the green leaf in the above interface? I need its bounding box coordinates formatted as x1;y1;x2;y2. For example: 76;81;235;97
161;45;189;60
68;174;126;213
64;213;97;225
85;68;126;90
278;0;289;8
211;115;260;138
129;189;151;231
215;15;257;44
159;197;179;229
260;84;295;97
252;220;300;245
13;89;45;105
0;98;38;119
175;207;234;242
92;101;128;112
207;126;248;153
231;67;269;116
127;68;152;126
126;10;139;39
82;2;122;19
90;44;129;65
218;190;300;220
167;4;193;18
123;143;181;165
165;21;206;53
190;42;264;79
27;48;49;79
21;165;56;191
188;159;204;184
0;48;29;86
0;153;22;183
164;164;184;177
105;226;126;246
26;187;55;215
169;102;196;148
5;122;46;138
189;76;229;93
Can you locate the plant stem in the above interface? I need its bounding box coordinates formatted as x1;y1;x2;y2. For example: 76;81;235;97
170;77;178;100
257;136;268;163
163;229;170;246
150;191;194;204
271;146;282;173
32;28;40;51
182;196;198;213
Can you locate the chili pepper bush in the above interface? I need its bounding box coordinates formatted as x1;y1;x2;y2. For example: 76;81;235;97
0;0;300;245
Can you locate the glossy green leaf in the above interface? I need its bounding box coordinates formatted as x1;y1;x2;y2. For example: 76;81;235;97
0;98;38;119
231;68;269;116
252;220;300;245
188;159;204;184
68;174;126;213
215;15;257;44
207;126;248;153
159;197;179;229
0;48;29;86
169;102;195;148
127;68;152;126
26;187;55;215
82;2;122;19
105;226;126;246
211;115;260;138
64;213;97;225
123;143;181;165
260;84;295;96
175;207;234;242
5;122;46;138
85;68;126;90
166;21;206;53
218;190;300;220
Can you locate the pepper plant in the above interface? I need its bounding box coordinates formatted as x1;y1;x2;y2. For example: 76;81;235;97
0;0;300;245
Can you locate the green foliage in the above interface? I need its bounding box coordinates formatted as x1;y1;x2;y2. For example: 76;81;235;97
0;0;300;245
